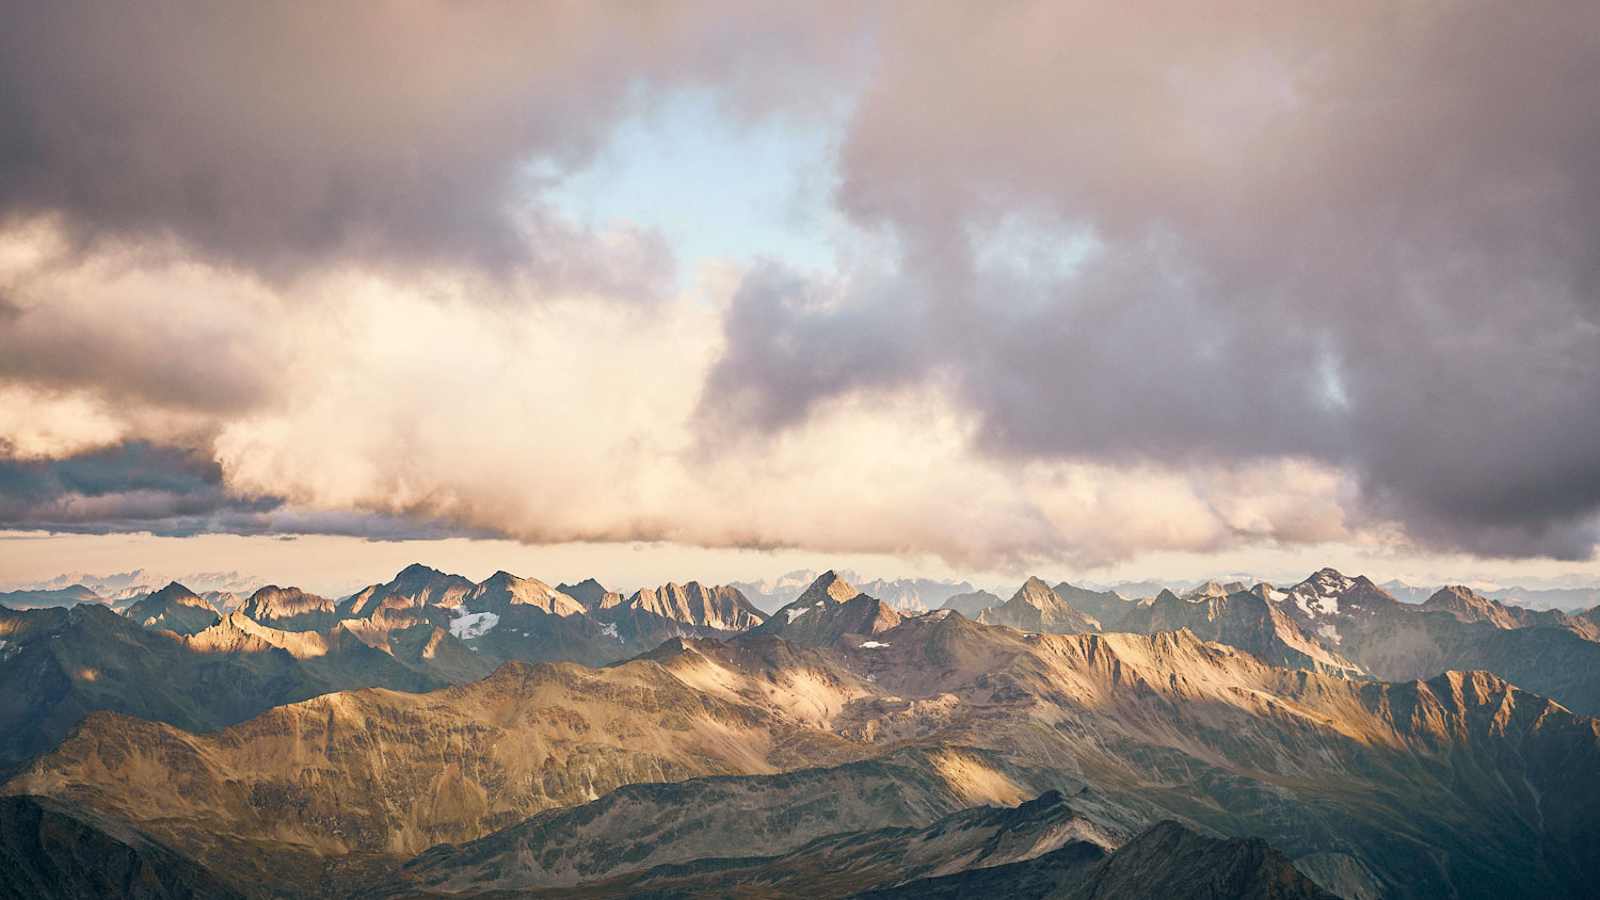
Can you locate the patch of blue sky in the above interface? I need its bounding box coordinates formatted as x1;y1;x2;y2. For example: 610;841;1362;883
542;87;849;286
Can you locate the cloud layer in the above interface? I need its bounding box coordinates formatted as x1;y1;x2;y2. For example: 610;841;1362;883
1;3;1597;570
703;2;1600;559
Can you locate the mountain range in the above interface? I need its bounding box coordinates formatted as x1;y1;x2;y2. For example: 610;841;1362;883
6;565;1600;897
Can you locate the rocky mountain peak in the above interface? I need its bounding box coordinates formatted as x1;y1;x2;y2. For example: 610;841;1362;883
797;570;861;606
1421;585;1521;629
1013;576;1056;606
123;581;221;636
149;581;206;607
556;578;617;611
978;577;1100;634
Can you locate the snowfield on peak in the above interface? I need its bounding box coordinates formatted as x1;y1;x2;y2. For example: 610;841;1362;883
449;610;500;640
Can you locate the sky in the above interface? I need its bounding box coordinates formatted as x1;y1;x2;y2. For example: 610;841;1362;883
2;3;1599;594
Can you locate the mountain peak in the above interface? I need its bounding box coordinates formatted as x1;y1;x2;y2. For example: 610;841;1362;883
797;570;861;606
1011;576;1057;607
556;578;615;611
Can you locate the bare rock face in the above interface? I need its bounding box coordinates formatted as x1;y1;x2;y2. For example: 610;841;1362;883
241;585;339;631
978;577;1101;635
123;582;220;636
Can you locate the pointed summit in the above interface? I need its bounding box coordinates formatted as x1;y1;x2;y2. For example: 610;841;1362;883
748;571;896;645
796;570;861;607
124;582;220;635
978;577;1100;634
149;581;207;606
1012;576;1057;608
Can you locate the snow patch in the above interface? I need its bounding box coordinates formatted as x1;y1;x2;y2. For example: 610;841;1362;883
1317;623;1343;644
1292;589;1339;617
859;640;890;649
1265;589;1287;602
599;622;620;642
449;610;500;640
785;606;811;623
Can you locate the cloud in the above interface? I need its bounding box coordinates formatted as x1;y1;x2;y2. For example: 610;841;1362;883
1;3;1597;568
699;2;1600;560
0;1;849;281
0;439;487;541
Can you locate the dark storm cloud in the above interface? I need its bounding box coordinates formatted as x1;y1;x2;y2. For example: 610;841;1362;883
0;1;846;283
699;2;1600;559
0;440;477;540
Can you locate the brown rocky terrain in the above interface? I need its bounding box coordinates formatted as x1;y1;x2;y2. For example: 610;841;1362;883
12;573;1600;898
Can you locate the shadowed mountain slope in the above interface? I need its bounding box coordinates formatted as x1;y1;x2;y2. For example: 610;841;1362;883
0;795;241;900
